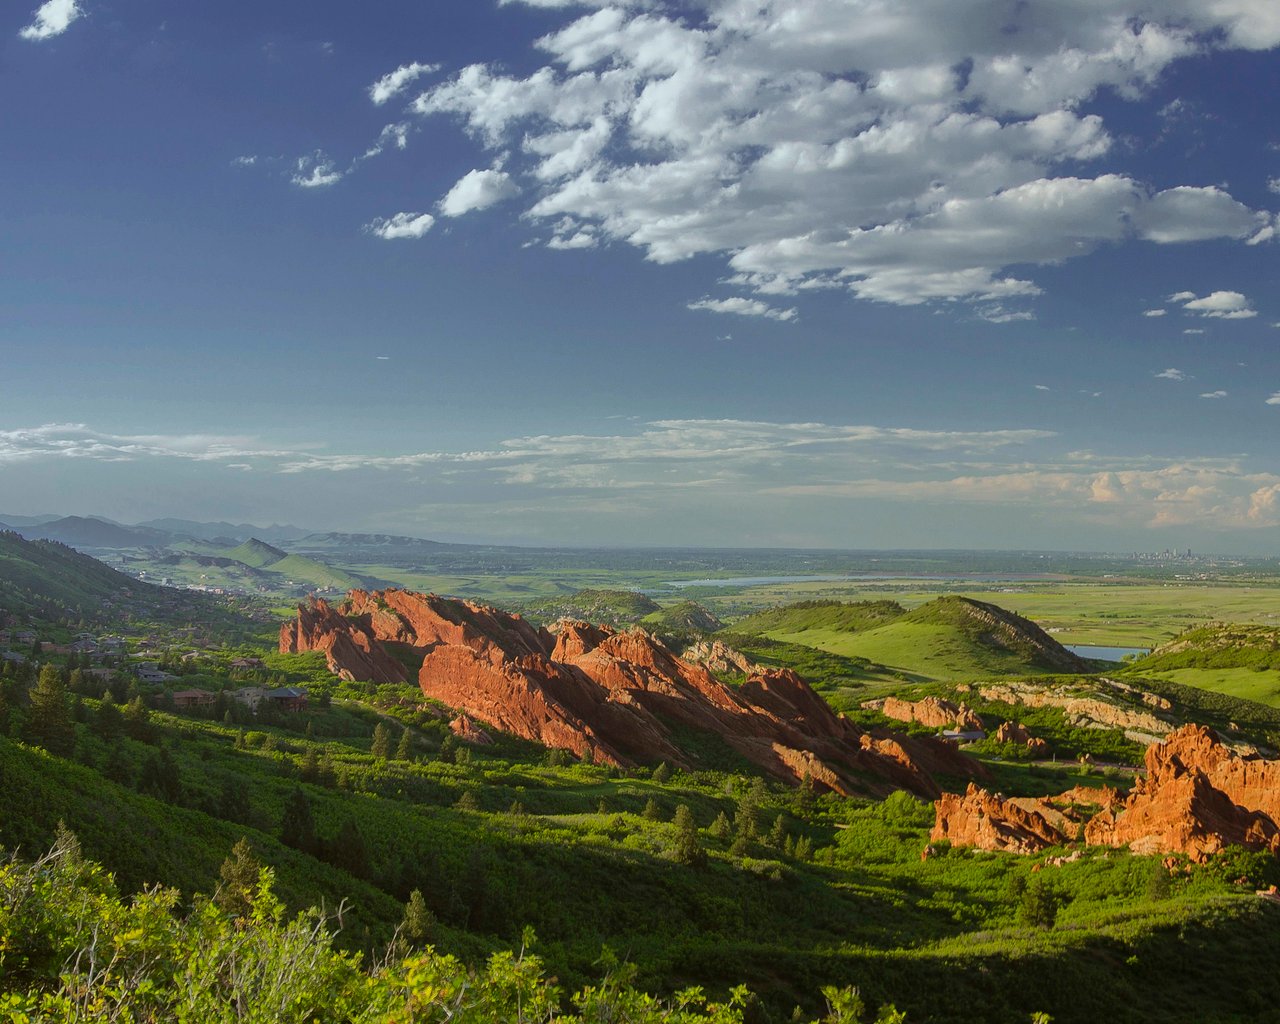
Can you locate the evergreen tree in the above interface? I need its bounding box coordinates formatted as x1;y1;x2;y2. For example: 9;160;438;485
455;790;479;811
709;811;732;841
396;727;413;761
93;693;122;740
597;797;610;815
671;804;706;867
138;747;182;803
402;888;434;944
123;696;153;743
28;663;75;755
217;778;251;825
793;835;813;861
215;837;262;918
643;797;662;821
371;723;391;760
734;780;765;840
767;814;787;850
299;748;320;783
652;761;671;784
101;741;132;786
329;819;371;879
281;787;318;854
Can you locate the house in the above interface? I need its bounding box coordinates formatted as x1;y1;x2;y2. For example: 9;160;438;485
942;728;987;743
231;686;268;711
135;662;177;685
266;686;308;712
1;651;26;665
171;689;216;710
14;630;37;645
230;657;265;671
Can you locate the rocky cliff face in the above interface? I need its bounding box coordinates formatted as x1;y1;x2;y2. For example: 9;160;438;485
930;784;1067;854
1085;724;1280;862
280;589;982;798
279;598;408;685
880;696;983;731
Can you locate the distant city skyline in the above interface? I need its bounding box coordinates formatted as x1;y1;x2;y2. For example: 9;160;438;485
3;1;1280;552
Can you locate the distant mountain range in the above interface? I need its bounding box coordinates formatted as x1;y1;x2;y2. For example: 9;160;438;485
0;514;314;549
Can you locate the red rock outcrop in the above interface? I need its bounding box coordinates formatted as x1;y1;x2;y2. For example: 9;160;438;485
882;696;983;732
279;598;408;684
282;589;983;798
994;721;1050;757
1085;724;1280;862
931;784;1067;854
450;714;494;745
683;640;757;675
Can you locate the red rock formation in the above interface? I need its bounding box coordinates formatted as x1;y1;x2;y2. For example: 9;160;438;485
994;721;1049;757
450;714;493;746
281;589;983;798
882;695;983;731
279;598;408;684
683;640;756;675
1085;724;1280;862
931;784;1067;854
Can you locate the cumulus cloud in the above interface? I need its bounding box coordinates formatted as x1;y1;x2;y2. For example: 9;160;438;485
1155;368;1188;381
364;211;435;239
688;297;798;322
438;168;521;216
1268;393;1280;406
291;152;343;189
19;0;80;40
1200;390;1228;399
1143;308;1166;317
369;62;440;105
400;0;1276;312
1171;289;1258;319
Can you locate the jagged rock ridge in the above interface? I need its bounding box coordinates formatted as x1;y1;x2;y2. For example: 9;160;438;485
281;589;982;798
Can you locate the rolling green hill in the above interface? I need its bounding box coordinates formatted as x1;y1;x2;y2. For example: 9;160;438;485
219;539;369;592
225;538;290;568
521;589;662;626
641;600;723;633
733;596;1089;681
1122;623;1280;707
0;530;194;625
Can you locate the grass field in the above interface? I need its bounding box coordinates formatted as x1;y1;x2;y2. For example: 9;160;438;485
1134;667;1280;708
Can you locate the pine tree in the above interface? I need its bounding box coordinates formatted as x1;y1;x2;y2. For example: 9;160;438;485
643;797;662;821
396;727;413;761
734;780;764;840
28;664;75;756
93;693;122;740
123;696;153;743
330;819;371;879
597;797;610;815
215;837;262;918
299;748;320;783
281;787;318;855
767;814;787;850
371;723;391;760
402;888;434;944
455;790;479;811
794;835;812;861
709;811;732;840
652;761;671;784
671;804;706;867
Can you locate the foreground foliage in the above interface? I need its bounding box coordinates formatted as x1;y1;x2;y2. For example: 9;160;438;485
0;838;913;1024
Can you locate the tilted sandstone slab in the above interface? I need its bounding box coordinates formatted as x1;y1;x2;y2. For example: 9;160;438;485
881;695;983;732
1085;724;1280;862
279;598;408;685
282;589;983;798
931;783;1067;854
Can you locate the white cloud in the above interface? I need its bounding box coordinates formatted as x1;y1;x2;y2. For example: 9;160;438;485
1155;368;1187;381
438;168;521;217
405;1;1275;313
291;152;342;189
231;155;258;167
1143;308;1166;317
1172;289;1258;319
688;297;797;322
1200;390;1228;399
1268;393;1280;406
1184;328;1206;335
364;211;435;240
19;0;81;41
1269;177;1280;195
1034;384;1051;391
369;62;440;106
0;424;297;465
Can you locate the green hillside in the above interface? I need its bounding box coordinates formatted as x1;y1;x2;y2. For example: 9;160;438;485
734;596;1088;681
220;538;368;592
3;667;1279;1022
225;538;290;568
521;589;661;626
641;600;723;633
1122;624;1280;707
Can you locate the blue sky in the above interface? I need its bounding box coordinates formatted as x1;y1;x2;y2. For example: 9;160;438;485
3;0;1279;551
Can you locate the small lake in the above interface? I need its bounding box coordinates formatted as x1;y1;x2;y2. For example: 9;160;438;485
1064;644;1150;662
